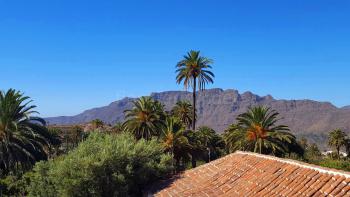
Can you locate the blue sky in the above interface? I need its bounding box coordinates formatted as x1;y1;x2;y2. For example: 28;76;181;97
1;0;350;117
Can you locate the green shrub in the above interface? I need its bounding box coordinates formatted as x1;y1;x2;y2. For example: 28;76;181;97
0;175;25;196
317;159;350;171
27;132;172;197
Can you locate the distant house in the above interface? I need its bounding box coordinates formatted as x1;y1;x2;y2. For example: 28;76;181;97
148;151;350;196
322;150;348;157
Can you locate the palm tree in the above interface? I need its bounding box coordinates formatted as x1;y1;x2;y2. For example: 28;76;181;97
0;89;58;175
328;129;347;159
171;100;194;129
72;125;84;146
161;117;190;170
224;106;296;155
90;119;104;130
299;137;309;150
183;129;205;168
176;50;214;130
124;97;165;140
305;143;322;161
47;127;62;158
197;126;225;162
345;138;350;159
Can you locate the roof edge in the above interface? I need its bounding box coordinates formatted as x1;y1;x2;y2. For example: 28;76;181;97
235;151;350;179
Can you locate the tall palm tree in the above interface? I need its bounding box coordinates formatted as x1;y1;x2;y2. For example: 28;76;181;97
0;89;58;175
328;129;347;159
224;106;296;155
161;117;190;170
171;100;194;129
176;50;214;130
124;97;165;140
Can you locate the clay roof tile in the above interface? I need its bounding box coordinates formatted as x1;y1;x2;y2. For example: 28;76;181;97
149;151;350;197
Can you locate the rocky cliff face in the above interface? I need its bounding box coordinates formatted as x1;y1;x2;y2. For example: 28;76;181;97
46;88;350;148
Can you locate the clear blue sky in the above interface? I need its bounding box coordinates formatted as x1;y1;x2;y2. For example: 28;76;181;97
1;0;349;117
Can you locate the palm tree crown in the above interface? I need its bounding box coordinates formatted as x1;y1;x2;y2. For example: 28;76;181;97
161;117;190;169
124;97;165;140
171;100;195;129
0;89;57;175
328;129;347;159
176;50;214;130
91;119;104;130
224;106;296;155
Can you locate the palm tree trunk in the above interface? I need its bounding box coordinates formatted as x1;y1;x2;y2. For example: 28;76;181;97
191;77;197;168
259;139;262;154
192;77;196;131
191;153;197;168
171;146;175;174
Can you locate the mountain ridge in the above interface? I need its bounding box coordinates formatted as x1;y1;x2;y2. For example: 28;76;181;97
46;88;350;148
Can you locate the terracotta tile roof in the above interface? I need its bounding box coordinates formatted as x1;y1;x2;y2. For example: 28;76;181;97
148;151;350;197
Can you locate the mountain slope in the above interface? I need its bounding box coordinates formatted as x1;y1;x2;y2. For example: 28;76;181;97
46;88;350;148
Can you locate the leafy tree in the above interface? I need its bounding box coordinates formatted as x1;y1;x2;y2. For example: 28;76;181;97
176;50;214;130
224;106;296;156
161;117;190;170
124;97;165;140
0;89;58;175
26;132;172;197
328;129;347;159
171;101;194;129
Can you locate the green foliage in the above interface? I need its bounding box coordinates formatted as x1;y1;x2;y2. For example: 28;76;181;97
224;106;299;156
328;129;347;159
161;117;190;170
183;130;203;168
171;100;194;129
176;50;214;91
317;159;350;171
26;132;172;197
0;174;28;196
110;122;125;134
124;97;166;140
0;89;60;176
90;119;104;129
176;50;214;130
196;126;225;162
304;143;322;162
47;127;63;158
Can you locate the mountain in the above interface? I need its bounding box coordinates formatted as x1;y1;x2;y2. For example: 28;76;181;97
342;106;350;110
46;88;350;149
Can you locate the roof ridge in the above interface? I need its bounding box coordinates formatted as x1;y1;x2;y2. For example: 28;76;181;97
235;151;350;179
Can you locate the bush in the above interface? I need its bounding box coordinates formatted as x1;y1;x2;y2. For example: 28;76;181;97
26;132;172;197
0;175;25;196
317;159;350;171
